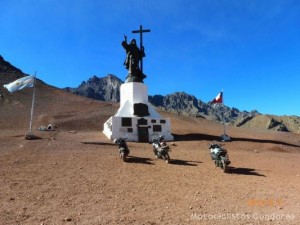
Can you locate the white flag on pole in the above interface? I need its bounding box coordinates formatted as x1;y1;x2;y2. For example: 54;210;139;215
3;76;34;93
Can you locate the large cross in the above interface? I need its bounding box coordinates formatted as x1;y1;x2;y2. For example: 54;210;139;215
132;25;150;73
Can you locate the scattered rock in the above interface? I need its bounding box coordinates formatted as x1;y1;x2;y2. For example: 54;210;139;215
63;217;72;222
25;133;41;140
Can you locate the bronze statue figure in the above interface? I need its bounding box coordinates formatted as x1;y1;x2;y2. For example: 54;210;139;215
122;36;146;83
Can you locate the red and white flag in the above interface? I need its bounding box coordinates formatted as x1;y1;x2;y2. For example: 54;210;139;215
212;91;223;104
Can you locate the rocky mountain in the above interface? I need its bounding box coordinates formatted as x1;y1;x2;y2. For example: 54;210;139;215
64;75;259;124
0;55;23;75
65;74;300;133
1;55;299;133
233;114;300;133
0;55;26;98
0;55;25;88
148;92;300;133
64;74;122;102
148;92;260;123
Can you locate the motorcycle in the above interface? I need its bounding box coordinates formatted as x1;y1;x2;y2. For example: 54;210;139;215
114;138;130;162
151;135;171;163
209;142;230;173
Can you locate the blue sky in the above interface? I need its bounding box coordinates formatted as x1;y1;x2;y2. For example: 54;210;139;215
1;0;300;116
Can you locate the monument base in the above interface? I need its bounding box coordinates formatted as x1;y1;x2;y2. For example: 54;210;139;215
103;82;174;142
103;116;174;142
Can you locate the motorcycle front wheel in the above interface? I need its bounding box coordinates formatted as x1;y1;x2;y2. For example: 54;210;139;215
214;160;219;167
120;152;127;162
163;153;170;163
221;158;227;173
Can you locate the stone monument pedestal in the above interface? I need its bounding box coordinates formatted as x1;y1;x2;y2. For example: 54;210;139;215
103;82;173;142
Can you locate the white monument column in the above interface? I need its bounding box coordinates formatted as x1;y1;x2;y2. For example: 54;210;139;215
103;25;173;142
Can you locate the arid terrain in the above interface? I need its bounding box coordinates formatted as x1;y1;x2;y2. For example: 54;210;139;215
1;80;300;225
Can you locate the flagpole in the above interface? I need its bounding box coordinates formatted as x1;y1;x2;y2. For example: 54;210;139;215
222;88;226;136
29;72;36;132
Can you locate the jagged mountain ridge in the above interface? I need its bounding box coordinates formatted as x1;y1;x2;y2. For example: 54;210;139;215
63;74;259;123
64;74;300;133
233;114;300;133
0;55;27;98
1;55;299;133
0;55;23;75
64;74;300;132
148;92;259;123
149;93;300;133
64;74;122;102
0;55;25;86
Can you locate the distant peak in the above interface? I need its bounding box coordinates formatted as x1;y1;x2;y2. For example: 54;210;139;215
0;55;24;74
106;74;123;82
64;74;123;102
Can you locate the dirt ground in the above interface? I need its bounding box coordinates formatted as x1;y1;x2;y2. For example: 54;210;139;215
1;116;300;225
0;85;300;225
